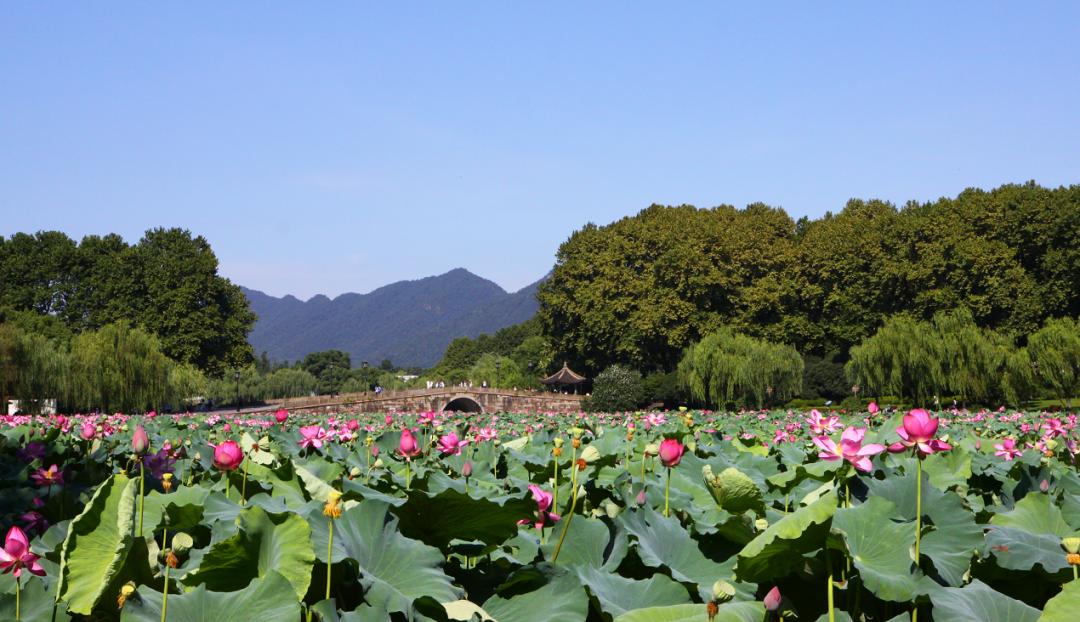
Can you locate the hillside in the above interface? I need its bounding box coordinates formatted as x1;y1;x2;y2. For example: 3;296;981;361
243;268;542;367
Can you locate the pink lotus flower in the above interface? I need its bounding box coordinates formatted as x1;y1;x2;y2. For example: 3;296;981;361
517;484;560;530
79;421;97;441
437;431;468;456
813;427;885;473
31;464;64;487
0;526;45;578
763;585;781;612
211;440;244;471
994;438;1022;461
476;427;498;442
888;409;951;456
274;409;289;424
398;429;421;460
299;425;328;450
131;424;150;455
807;409;842;435
868;401;880;415
658;438;685;468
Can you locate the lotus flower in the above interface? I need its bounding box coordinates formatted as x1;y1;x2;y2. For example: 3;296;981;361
212;440;244;471
79;421;97;441
658;438;685;468
994;438;1022;461
299;425;328;450
813;426;885;473
517;484;560;530
398;429;421;460
807;409;842;435
0;526;45;578
763;585;781;612
30;464;63;487
132;424;150;455
888;409;951;456
437;431;468;456
868;401;880;415
274;409;289;424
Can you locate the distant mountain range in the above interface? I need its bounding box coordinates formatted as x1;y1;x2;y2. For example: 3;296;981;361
242;268;543;368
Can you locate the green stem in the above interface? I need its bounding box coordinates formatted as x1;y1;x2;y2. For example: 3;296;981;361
553;455;559;511
551;466;579;564
405;460;411;491
15;575;20;621
240;459;249;505
826;551;835;622
326;518;334;600
139;461;145;537
161;563;170;622
913;456;923;622
664;467;671;517
1073;565;1078;582
224;471;230;501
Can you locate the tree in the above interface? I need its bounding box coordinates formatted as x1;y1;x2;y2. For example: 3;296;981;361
68;322;172;413
677;327;803;409
469;353;523;389
585;365;644;412
300;350;351;395
1027;317;1080;406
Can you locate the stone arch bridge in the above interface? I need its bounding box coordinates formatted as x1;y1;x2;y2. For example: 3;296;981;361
256;387;584;415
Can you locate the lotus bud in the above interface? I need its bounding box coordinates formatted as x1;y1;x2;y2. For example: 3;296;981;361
462;461;473;478
635;488;647;506
131;424;150;455
579;445;601;463
712;580;736;604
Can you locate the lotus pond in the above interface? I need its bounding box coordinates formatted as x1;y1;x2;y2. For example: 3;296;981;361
2;406;1080;621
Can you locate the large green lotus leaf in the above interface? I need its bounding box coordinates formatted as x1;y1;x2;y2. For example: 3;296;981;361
735;490;837;582
928;579;1041;622
921;449;972;491
574;565;691;618
613;601;764;622
766;459;843;492
1040;579;1080;621
813;612;854;622
140;485;210;533
482;572;588;622
392;487;534;552
311;499;460;613
990;494;1073;537
0;578;71;622
57;472;137;614
342;478;408;507
539;516;627;570
295;461;344;503
120;571;301;622
984;526;1071;574
618;506;732;600
831;496;933;602
182;505;315;599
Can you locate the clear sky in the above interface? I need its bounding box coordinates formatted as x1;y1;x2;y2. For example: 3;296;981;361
2;3;1078;299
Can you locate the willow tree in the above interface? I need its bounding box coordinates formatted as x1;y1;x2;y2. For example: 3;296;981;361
846;315;942;406
1027;317;1080;406
932;308;1017;405
677;327;803;409
263;367;317;399
0;323;68;413
68;322;172;412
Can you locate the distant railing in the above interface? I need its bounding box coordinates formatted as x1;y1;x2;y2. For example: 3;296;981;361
248;385;584;414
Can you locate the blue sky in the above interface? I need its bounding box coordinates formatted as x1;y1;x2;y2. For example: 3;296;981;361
2;3;1078;299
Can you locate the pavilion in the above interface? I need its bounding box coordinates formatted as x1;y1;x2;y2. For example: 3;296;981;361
540;362;587;394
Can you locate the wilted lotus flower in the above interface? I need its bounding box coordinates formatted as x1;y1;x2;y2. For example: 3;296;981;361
518;484;560;530
211;440;244;471
132;424;150;455
0;525;45;578
658;438;685;468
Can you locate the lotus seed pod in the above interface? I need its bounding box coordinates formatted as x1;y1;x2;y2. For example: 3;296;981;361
686;440;697;454
171;532;194;553
644;443;659;457
373;458;384;468
712;580;736;603
553;437;564;448
1063;537;1080;554
571;427;584;439
579;445;601;463
755;518;769;531
349;466;362;479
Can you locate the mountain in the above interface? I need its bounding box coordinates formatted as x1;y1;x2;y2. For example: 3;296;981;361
242;268;543;368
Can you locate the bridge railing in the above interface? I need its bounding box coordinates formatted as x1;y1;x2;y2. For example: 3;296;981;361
247;385;583;414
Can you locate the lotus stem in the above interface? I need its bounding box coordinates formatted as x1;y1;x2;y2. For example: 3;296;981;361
161;563;170;622
664;467;671;517
15;575;20;621
826;551;835;622
139;461;145;537
913;455;923;622
553;456;559;510
551;464;580;564
240;459;249;505
224;471;230;501
405;461;411;491
325;518;334;600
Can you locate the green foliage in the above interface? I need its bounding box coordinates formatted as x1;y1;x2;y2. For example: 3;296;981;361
585;364;644;411
676;327;803;408
1027;317;1080;403
469;353;524;389
801;352;849;400
301;350;351;395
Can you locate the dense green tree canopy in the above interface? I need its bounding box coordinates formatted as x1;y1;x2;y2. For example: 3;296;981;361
676;327;803;409
538;183;1080;375
0;228;255;375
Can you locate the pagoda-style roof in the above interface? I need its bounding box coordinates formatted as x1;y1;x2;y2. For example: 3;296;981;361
541;362;587;385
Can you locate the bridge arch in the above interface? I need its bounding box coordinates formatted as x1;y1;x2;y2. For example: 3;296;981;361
442;395;483;413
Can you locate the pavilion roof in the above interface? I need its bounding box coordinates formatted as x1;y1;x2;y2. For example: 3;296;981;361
540;361;587;385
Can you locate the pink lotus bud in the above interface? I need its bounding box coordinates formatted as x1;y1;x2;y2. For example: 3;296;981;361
211;440;244;471
398;429;421;459
868;401;879;415
80;421;96;441
131;424;150;455
275;409;289;424
462;461;473;478
763;586;781;611
635;488;647;506
658;438;685;468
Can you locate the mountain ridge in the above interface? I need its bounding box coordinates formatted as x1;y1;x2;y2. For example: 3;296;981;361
242;268;543;368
